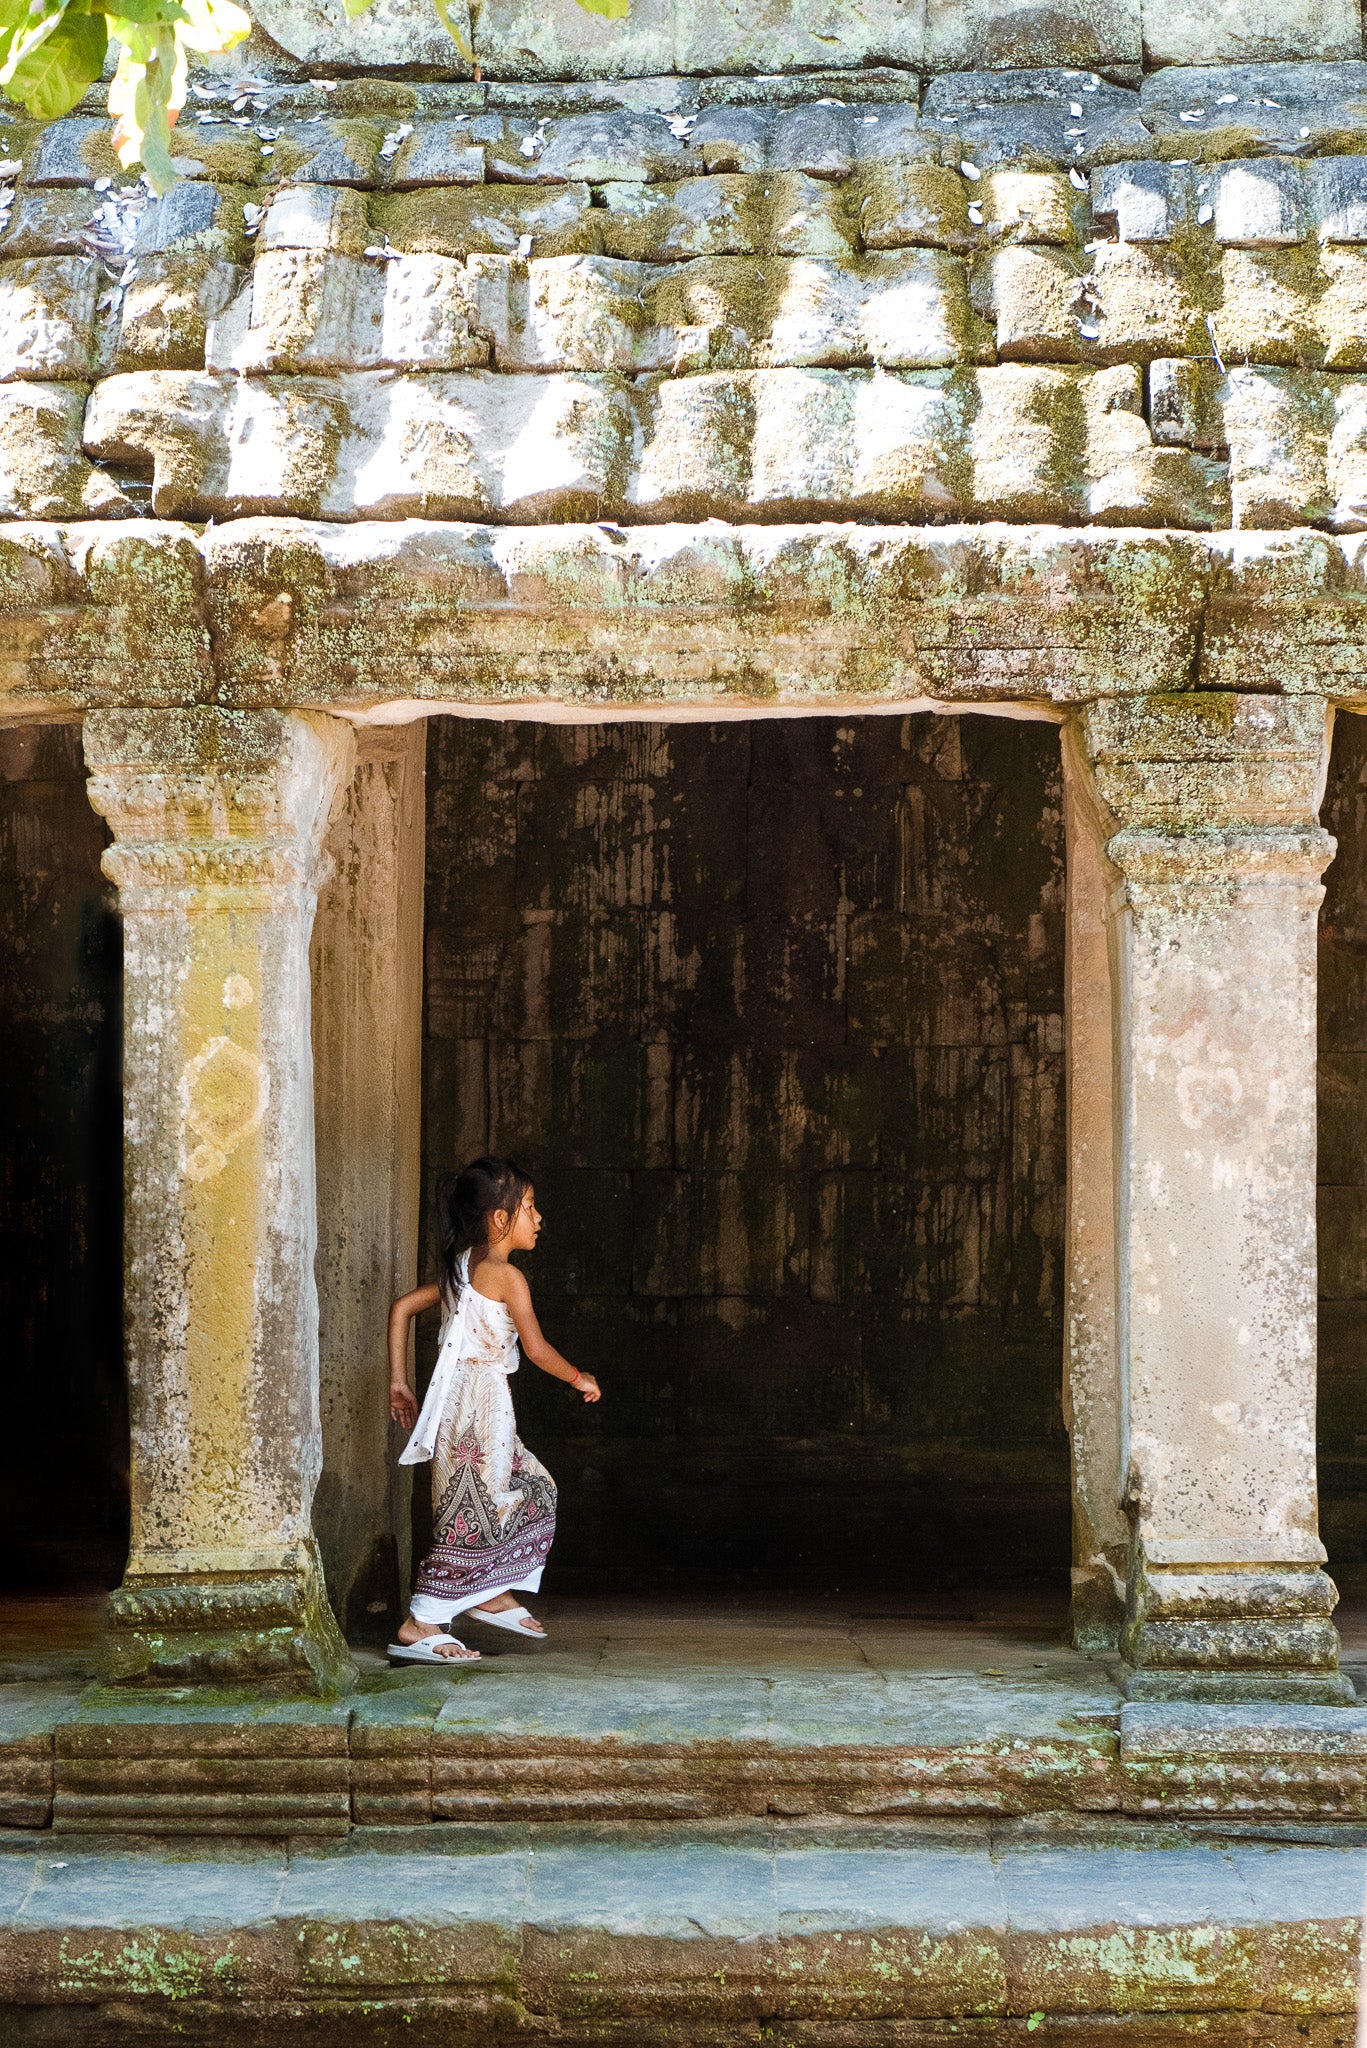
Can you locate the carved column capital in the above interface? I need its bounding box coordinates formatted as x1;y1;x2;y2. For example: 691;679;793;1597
1075;691;1333;865
85;708;355;900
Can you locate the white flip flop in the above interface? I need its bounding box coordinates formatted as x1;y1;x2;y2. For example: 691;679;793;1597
386;1633;481;1666
464;1604;547;1644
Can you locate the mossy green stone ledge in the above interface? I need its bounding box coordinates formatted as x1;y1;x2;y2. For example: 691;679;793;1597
4;520;1367;719
0;1824;1361;2042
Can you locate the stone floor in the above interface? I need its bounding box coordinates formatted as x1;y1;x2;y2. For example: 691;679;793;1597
4;1580;1367;1696
1;1589;1365;2041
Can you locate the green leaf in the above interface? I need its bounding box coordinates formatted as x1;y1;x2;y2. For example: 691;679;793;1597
574;0;629;17
1;6;107;120
431;0;472;58
342;0;376;16
92;0;188;22
109;29;178;189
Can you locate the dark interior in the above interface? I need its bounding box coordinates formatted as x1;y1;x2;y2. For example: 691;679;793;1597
8;708;1367;1602
0;724;126;1593
417;712;1071;1592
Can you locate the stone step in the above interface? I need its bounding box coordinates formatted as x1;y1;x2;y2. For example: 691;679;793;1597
0;1823;1361;2042
12;1673;1367;1833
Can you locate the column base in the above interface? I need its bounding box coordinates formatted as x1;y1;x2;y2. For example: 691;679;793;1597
1120;1664;1356;1704
104;1546;357;1696
1069;1557;1126;1656
1121;1562;1352;1706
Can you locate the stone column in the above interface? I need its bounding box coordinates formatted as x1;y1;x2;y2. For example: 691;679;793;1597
1075;692;1349;1702
1061;724;1128;1654
84;707;358;1694
311;722;426;1639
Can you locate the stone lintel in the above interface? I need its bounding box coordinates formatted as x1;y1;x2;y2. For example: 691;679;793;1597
83;708;358;1696
6;520;1367;721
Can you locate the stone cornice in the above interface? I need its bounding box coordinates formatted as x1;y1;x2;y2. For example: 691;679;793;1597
2;519;1367;721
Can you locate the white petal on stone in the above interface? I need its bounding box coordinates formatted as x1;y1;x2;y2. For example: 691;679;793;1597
960;161;980;181
1069;168;1088;189
1197;203;1213;223
1070;101;1083;116
1078;323;1099;338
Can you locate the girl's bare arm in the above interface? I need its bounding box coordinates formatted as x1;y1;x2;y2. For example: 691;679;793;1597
501;1267;601;1402
388;1283;441;1426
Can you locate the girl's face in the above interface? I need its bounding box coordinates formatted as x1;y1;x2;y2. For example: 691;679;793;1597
494;1185;541;1253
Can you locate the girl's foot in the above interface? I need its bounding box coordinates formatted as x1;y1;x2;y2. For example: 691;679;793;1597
470;1592;545;1636
395;1618;480;1660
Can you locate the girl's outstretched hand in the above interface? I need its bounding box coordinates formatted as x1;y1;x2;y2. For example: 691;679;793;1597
574;1373;601;1403
390;1382;418;1428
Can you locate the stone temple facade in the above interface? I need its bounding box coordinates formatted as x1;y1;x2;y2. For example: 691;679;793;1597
11;0;1367;2038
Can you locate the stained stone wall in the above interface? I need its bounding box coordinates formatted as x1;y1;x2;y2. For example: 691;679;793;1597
419;710;1072;1586
0;723;126;1591
1319;707;1367;1579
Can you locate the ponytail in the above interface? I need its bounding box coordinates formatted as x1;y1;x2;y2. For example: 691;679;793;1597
434;1155;532;1304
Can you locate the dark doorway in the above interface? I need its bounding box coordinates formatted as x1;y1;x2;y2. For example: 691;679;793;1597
1319;709;1367;1588
418;712;1069;1595
0;724;126;1592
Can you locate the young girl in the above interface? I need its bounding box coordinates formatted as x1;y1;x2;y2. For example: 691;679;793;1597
387;1157;600;1664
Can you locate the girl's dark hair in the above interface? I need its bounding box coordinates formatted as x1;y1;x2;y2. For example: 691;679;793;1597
435;1156;532;1301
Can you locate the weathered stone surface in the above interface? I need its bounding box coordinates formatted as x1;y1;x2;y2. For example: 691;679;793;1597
371;178;598;254
1076;692;1350;1701
82;708;360;1694
0;188;103;259
677;0;923;78
260;182;370;255
1139;59;1367;153
0;1824;1359;2035
19;517;1367;720
25;115;119;187
0;1686;82;1827
252;0;466;70
921;68;1147;170
596;175;763;260
52;1697;352;1833
81;361;1218;523
0;382;130;519
0;255;97;379
1121;1700;1367;1812
209;249;486;373
116;251;243;373
1140;0;1362;70
535;110;699;183
927;0;1141;72
1061;723;1126;1654
473;0;674;82
311;725;425;1640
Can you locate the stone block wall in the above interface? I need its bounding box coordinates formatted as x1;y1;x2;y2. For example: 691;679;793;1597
419;710;1072;1585
0;724;125;1590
